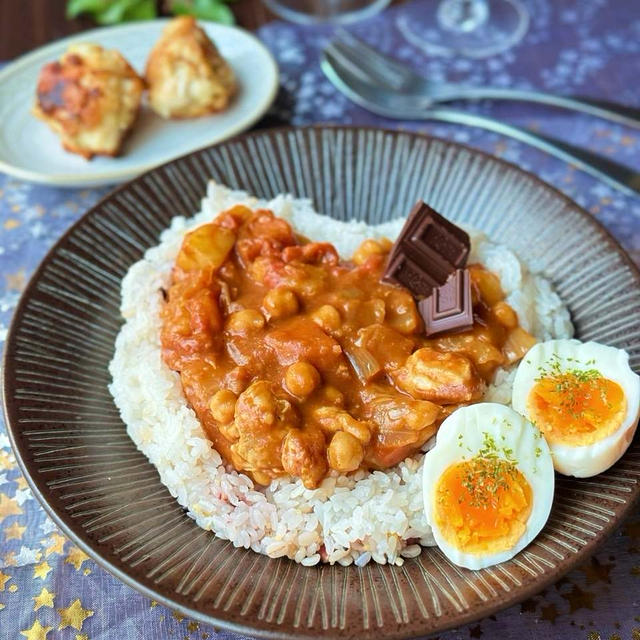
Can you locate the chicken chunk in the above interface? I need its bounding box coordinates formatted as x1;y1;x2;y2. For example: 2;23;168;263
230;380;299;482
356;324;415;372
281;428;327;488
32;43;144;159
234;380;298;433
393;347;485;404
265;317;344;372
312;406;372;444
360;387;440;467
145;16;236;118
160;273;224;370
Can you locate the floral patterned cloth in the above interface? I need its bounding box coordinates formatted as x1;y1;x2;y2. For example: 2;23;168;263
1;1;640;638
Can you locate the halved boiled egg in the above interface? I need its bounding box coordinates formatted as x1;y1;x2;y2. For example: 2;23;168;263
512;339;640;477
422;403;554;570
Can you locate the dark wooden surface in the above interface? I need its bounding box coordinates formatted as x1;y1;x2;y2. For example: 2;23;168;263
0;0;276;59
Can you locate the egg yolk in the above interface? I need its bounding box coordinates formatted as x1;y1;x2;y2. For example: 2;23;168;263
433;457;532;555
527;370;626;446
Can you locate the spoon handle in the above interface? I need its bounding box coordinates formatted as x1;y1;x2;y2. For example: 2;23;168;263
424;107;640;197
445;87;640;129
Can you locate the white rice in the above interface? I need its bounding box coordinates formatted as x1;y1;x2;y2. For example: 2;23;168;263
108;182;573;566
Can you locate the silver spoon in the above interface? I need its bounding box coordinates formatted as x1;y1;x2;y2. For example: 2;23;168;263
332;30;640;129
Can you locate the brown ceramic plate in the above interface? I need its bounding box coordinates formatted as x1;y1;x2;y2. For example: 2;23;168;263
4;126;640;639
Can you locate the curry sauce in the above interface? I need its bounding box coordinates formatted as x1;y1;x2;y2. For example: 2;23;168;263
161;205;535;488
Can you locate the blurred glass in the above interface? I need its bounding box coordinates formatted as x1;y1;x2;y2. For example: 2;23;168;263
397;0;530;58
263;0;392;25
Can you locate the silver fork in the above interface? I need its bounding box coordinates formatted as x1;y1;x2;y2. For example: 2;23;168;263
332;30;640;128
321;44;640;196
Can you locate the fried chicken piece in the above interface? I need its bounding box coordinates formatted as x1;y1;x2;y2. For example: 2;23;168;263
392;347;485;404
32;43;144;159
145;16;236;119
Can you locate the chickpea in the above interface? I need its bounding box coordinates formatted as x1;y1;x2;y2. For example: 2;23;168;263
352;238;390;266
321;385;345;407
491;301;518;329
327;431;364;473
385;290;420;335
285;361;321;397
262;287;299;321
469;266;504;306
311;304;341;332
343;419;371;445
368;298;386;324
219;420;239;442
209;389;237;423
226;309;265;333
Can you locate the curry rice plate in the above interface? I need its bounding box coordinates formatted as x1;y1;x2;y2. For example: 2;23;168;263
109;182;572;567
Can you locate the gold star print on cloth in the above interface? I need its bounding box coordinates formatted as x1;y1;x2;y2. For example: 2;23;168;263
65;546;89;571
3;218;20;230
540;603;558;623
561;583;596;614
4;267;26;292
0;492;22;521
32;587;54;612
20;619;52;640
5;521;26;541
32;561;52;581
44;532;66;557
0;449;16;470
57;598;94;631
0;570;11;591
576;556;614;585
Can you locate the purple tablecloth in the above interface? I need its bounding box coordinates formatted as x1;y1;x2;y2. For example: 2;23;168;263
1;1;640;638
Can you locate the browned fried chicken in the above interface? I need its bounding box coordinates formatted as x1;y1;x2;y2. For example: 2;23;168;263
32;43;145;159
145;16;236;119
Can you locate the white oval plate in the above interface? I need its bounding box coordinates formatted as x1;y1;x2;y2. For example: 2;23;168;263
0;20;278;187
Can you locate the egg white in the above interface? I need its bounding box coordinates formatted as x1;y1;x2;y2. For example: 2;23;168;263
422;403;554;570
512;339;640;477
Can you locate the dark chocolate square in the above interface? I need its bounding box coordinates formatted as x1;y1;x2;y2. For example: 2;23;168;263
383;253;441;296
410;217;469;270
419;269;473;336
383;201;470;294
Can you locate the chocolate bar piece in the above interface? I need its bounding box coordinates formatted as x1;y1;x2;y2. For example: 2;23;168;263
418;269;473;336
383;201;470;295
387;202;470;264
384;253;442;297
408;211;470;269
